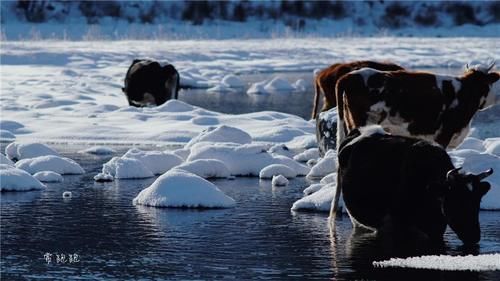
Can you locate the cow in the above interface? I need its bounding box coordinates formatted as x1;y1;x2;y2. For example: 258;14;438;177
333;126;493;245
311;61;405;119
335;63;500;151
122;59;180;107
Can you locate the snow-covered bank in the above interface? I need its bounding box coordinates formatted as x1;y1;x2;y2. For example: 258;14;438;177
1;38;498;145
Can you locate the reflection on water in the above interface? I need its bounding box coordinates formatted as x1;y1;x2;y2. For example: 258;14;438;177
1;151;499;280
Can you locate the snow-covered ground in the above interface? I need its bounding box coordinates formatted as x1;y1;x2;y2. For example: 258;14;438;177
1;38;498;145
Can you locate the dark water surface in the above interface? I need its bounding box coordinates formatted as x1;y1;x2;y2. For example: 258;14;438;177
2;69;500;280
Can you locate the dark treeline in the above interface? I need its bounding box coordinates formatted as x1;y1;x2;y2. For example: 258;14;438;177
5;1;500;29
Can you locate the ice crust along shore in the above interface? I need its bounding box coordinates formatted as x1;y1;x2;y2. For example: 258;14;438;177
373;254;500;271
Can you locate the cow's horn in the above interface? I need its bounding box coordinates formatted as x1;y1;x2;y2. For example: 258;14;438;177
477;168;494;181
446;167;462;181
487;61;496;72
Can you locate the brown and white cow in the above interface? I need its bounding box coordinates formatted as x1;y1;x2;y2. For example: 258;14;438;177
311;61;404;119
335;63;500;150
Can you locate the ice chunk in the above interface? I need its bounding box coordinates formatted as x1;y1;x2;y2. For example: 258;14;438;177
132;169;236;208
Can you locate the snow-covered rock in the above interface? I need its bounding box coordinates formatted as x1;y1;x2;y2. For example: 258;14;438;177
0;164;46;191
293;148;319;162
272;175;289;186
5;142;59;161
259;164;297;179
79;146;116;155
320;173;336;185
273;155;310;176
122;148;183;175
247;80;268;95
132;169;236;208
268;144;294;158
221;74;245;88
102;157;154;179
94;172;114;182
373;254;500;271
33;171;63;182
15;155;84;175
303;183;324;195
484;138;500;156
174;159;230;179
185;125;252;148
62;191;72;198
264;77;295;92
0;153;14;166
306;150;337;179
292;183;344;213
172;148;191;161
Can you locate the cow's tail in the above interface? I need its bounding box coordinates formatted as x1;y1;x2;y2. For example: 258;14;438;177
311;78;322;120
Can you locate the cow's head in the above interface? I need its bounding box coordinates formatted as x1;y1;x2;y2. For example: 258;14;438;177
442;167;493;245
464;62;500;110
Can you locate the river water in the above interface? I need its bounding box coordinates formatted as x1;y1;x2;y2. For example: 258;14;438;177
1;70;499;280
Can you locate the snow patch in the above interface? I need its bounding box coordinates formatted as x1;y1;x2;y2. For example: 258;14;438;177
373;254;500;271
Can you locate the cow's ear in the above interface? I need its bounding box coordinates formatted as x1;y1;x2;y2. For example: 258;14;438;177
487;72;500;84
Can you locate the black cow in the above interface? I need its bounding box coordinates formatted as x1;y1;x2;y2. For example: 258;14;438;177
122;59;180;107
334;126;493;245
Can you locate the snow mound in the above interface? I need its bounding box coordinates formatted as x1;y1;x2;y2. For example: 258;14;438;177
293;148;320;162
272;175;289;186
373;254;500;271
188;142;308;177
102;157;154;179
5;142;59;161
448;148;500;210
320;173;336;184
260;164;297;179
185;125;252;148
33;171;63;182
0;164;46;191
132;169;236;208
79;146;116;155
247;80;268;95
292;183;344;213
174;159;230;179
307;150;337;179
268;144;294;158
484;138;500;156
221;74;245;88
15;155;84;175
123;148;183;175
1;154;14;166
303;183;324;195
0;130;16;140
264;77;295;92
172;148;191;161
207;84;233;93
94;172;114;182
